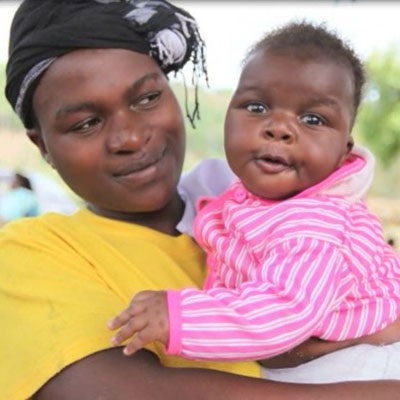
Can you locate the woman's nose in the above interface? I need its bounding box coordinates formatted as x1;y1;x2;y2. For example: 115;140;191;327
106;110;150;154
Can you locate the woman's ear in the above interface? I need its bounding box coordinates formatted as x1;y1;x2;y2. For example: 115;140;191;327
26;129;54;167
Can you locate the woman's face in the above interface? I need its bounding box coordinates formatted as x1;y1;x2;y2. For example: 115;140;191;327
31;48;186;216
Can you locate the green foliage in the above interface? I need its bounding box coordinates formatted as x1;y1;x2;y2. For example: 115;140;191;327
355;47;400;166
172;84;231;169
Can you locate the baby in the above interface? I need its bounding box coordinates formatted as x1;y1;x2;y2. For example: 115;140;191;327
108;22;400;364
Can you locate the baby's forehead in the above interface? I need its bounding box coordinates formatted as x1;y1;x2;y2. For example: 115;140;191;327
251;46;353;70
243;48;355;83
245;49;355;92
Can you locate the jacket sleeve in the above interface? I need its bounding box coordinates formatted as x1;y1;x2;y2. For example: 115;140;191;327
166;236;345;360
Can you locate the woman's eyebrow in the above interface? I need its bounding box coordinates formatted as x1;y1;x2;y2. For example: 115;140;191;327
55;102;98;119
128;72;161;94
55;72;162;119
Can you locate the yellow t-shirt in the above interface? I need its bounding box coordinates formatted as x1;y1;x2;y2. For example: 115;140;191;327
0;209;260;399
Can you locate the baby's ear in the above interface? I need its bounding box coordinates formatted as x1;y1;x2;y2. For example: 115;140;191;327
346;136;354;154
339;136;354;166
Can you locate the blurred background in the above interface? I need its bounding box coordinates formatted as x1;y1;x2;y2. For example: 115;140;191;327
0;1;399;247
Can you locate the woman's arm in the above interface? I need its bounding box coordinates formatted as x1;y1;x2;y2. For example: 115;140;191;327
261;315;400;369
34;347;400;400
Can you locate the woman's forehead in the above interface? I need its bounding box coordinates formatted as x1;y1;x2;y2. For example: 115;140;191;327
33;49;164;108
44;48;160;79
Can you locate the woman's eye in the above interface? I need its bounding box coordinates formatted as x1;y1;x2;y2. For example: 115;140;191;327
69;117;101;133
135;91;161;108
245;102;267;114
300;114;324;126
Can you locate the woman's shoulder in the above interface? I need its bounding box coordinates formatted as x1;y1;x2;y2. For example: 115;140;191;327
0;211;89;253
0;211;70;234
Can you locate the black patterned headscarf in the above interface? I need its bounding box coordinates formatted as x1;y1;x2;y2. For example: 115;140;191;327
6;0;207;129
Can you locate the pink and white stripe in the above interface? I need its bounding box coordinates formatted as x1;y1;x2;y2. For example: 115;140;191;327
166;153;400;360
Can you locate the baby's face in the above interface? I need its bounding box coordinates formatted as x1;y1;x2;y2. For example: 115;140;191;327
224;49;354;200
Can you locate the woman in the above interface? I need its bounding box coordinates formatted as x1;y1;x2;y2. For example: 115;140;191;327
2;1;400;399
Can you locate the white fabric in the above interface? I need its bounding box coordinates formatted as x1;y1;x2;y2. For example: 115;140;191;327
177;158;235;235
320;145;375;201
151;29;187;67
263;343;400;383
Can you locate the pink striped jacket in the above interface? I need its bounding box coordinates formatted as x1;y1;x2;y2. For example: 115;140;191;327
166;148;400;360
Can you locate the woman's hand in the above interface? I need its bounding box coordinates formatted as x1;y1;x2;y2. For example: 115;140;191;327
108;290;169;356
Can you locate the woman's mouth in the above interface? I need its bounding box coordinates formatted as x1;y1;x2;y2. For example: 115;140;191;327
112;149;166;182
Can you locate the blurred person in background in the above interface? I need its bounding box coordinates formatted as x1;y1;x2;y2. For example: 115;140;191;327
0;171;39;226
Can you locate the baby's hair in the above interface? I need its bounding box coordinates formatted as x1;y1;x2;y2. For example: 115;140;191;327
245;21;366;117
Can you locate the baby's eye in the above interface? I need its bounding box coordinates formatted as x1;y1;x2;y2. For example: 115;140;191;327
300;114;324;126
245;102;268;114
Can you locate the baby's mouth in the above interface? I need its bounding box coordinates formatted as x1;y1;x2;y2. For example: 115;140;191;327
261;155;289;166
255;154;293;174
